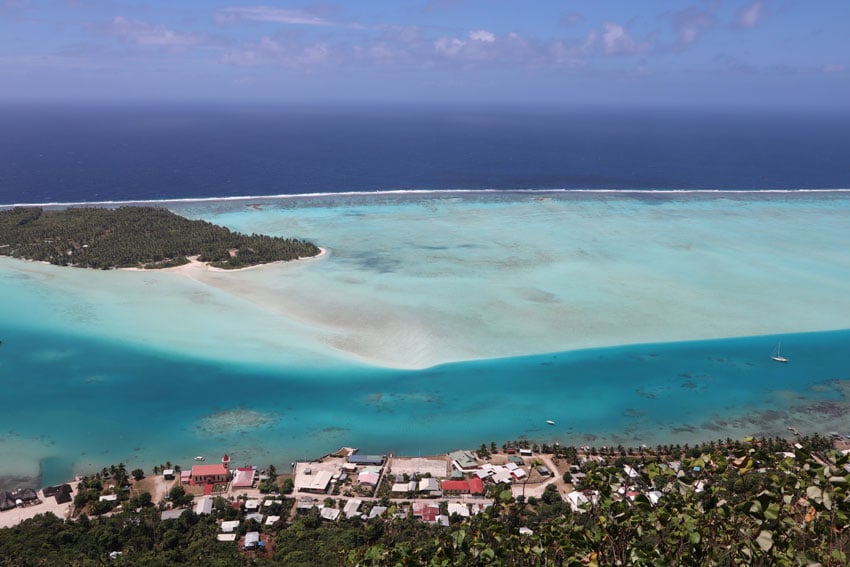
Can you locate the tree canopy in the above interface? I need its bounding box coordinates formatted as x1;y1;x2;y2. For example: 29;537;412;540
0;206;320;270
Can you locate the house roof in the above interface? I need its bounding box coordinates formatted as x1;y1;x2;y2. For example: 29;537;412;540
441;480;470;492
347;455;385;465
161;508;185;521
231;468;254;488
194;496;213;515
358;471;380;485
221;520;240;532
343;499;362;517
468;477;484;494
192;463;228;477
419;478;440;492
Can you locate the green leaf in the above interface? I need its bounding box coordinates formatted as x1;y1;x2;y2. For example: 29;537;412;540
823;490;833;511
807;485;823;501
764;502;780;521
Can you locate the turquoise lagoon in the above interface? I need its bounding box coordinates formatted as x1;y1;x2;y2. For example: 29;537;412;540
2;191;850;488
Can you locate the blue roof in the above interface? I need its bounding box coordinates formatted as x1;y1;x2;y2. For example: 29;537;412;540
347;455;385;465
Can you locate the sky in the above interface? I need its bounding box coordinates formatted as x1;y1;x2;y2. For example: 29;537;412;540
0;0;848;107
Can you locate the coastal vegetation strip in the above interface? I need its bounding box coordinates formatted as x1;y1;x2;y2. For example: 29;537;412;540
0;206;320;270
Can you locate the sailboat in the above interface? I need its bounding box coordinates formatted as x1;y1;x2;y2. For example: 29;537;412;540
771;341;788;363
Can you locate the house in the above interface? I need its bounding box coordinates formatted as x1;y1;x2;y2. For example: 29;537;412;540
231;467;254;489
519;449;533;457
440;477;484;495
43;484;73;504
13;488;38;503
358;471;380;487
368;506;387;519
162;469;175;480
221;520;240;533
99;494;118;502
413;503;441;523
245;512;264;524
217;534;237;542
296;498;316;515
511;468;527;481
447;502;470;517
194;496;213;515
537;466;552;476
161;508;185;521
191;463;229;485
343;499;362;518
347;455;385;466
320;507;341;522
391;481;417;494
265;515;281;526
448;450;479;472
491;469;513;485
0;492;16;511
243;531;260;550
418;478;440;493
302;470;333;494
474;469;492;480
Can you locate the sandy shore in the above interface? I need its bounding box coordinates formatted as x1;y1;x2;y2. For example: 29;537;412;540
122;247;328;274
0;481;78;528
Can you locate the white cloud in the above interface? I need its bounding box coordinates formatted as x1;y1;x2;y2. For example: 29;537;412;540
216;6;334;27
601;23;645;55
222;36;331;68
823;64;846;73
434;36;466;57
108;17;207;48
736;0;764;29
468;29;495;43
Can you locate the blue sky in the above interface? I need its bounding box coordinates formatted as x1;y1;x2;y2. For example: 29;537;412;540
0;0;847;106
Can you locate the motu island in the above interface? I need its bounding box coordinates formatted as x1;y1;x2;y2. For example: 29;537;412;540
0;206;320;270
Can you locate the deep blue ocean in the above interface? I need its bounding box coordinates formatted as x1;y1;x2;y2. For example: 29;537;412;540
2;104;850;204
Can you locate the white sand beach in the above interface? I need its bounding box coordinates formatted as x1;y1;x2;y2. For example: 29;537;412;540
0;482;77;528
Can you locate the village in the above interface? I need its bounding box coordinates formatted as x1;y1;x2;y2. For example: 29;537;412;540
2;432;848;557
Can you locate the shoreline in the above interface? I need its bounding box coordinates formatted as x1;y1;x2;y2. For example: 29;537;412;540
120;246;328;274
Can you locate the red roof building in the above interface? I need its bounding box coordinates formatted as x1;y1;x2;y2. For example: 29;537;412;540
191;463;229;485
441;477;485;495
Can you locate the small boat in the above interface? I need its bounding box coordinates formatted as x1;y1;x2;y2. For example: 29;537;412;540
771;341;788;363
194;456;205;461
546;420;556;426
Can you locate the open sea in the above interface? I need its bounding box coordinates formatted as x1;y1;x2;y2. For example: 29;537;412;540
1;104;850;489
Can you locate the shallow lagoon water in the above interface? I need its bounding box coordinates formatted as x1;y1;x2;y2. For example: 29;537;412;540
2;191;850;487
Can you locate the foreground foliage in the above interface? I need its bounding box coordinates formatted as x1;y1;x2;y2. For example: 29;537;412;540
0;206;319;269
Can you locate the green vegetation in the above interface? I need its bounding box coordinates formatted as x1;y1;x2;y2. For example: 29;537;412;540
1;436;849;565
0;206;319;269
